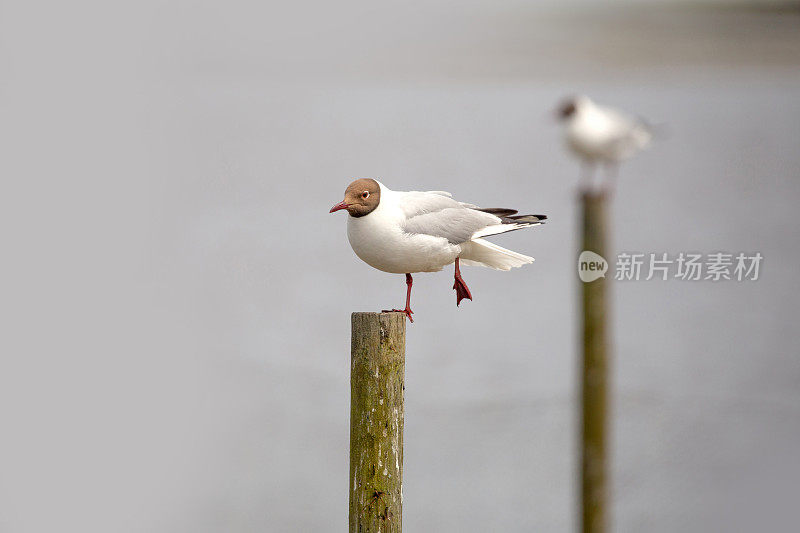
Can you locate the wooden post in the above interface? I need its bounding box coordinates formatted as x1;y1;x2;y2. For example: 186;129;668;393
350;312;405;532
580;191;610;533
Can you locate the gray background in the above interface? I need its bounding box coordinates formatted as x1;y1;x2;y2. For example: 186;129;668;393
1;1;799;531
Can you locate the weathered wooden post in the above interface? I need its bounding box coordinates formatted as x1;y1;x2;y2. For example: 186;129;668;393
350;312;405;532
580;191;610;533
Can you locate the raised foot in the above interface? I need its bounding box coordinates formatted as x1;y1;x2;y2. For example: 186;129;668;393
381;308;414;323
452;277;472;307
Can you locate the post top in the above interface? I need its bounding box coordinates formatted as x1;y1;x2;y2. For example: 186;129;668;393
579;189;610;201
351;311;405;317
351;311;407;335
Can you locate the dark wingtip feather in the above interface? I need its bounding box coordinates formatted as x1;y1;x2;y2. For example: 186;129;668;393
475;208;548;223
503;214;547;224
475;207;519;217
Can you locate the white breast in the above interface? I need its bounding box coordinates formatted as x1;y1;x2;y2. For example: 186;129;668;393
566;110;614;162
566;106;650;163
346;187;461;274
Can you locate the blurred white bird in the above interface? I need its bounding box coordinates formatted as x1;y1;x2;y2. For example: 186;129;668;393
330;178;546;321
557;95;653;190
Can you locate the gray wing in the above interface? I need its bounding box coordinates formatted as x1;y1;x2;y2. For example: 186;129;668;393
601;106;653;150
397;191;462;217
398;191;499;244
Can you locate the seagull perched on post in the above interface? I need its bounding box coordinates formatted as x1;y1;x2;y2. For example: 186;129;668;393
330;178;546;322
556;96;653;190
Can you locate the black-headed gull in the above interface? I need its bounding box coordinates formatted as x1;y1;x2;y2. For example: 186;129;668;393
557;95;652;189
330;178;546;322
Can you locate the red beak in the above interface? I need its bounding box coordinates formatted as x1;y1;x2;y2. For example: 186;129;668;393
330;201;349;213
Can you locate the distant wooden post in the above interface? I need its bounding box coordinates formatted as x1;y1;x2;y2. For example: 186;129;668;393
350;312;406;532
580;191;610;533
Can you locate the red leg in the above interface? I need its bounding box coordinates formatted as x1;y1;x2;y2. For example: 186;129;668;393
382;273;414;322
453;258;472;306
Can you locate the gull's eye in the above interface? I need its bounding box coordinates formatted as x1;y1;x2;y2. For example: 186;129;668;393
362;191;370;199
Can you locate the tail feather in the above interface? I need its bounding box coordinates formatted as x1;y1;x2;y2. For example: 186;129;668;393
459;238;534;271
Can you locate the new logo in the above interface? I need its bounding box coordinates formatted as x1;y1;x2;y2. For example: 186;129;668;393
578;251;608;283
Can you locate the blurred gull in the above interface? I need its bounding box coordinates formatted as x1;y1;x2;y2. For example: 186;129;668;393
330;178;546;321
557;95;653;190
